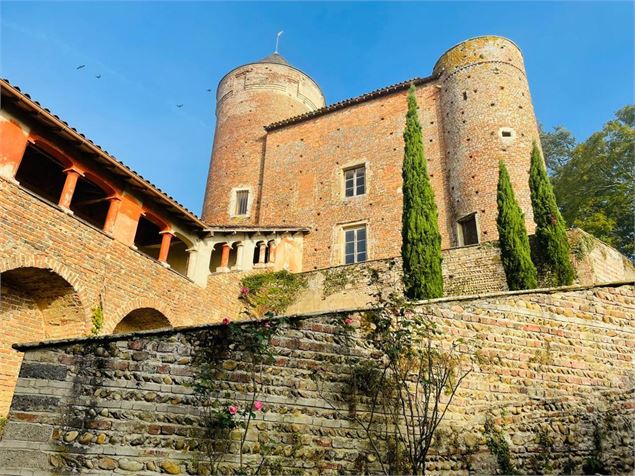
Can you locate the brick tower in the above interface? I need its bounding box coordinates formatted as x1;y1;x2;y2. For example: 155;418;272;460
202;53;325;224
434;36;541;245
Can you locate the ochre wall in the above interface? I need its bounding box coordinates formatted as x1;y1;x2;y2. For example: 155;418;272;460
0;283;632;475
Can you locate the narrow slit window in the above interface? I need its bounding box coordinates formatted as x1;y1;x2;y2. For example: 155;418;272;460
235;190;249;216
344;226;367;264
502;130;512;137
344;165;366;197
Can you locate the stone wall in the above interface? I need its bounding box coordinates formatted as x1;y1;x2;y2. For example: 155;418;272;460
1;283;632;475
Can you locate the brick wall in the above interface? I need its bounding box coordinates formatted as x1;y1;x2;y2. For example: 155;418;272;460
0;178;249;415
1;283;632;475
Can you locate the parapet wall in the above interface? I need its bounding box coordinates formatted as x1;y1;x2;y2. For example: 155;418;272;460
1;283;633;475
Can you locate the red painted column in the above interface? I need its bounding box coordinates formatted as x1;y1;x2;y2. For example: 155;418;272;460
158;231;174;264
0;120;28;180
220;243;231;268
103;196;122;235
58;168;82;209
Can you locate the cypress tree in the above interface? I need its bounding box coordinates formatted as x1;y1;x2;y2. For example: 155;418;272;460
496;160;538;290
529;141;575;285
401;85;443;299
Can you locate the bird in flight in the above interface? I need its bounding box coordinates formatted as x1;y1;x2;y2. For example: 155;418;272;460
207;89;212;92
176;104;184;108
95;74;102;79
76;65;86;70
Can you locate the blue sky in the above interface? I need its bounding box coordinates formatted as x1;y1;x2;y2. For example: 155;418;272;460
1;2;632;215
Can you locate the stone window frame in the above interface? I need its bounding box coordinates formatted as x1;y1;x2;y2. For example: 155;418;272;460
228;187;252;218
337;220;370;265
340;160;369;200
498;127;517;145
456;212;480;247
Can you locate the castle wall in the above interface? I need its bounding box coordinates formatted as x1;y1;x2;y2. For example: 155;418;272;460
259;83;455;270
0;177;254;415
202;62;325;224
434;36;540;241
1;283;632;475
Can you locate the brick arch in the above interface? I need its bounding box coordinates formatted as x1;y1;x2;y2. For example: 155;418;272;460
0;253;90;323
106;298;175;334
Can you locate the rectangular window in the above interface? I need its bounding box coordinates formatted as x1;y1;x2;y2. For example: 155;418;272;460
344;226;367;264
235;190;249;216
459;214;479;246
344;165;366;197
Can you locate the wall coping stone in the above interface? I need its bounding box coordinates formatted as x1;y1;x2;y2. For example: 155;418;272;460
12;280;634;352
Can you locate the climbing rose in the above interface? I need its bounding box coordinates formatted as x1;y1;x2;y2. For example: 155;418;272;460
254;401;263;411
222;318;230;325
344;318;354;326
240;287;250;295
228;405;238;415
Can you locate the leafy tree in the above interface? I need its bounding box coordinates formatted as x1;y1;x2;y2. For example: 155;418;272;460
539;124;576;176
401;85;443;299
529;142;575;285
552;106;634;258
496;161;538;290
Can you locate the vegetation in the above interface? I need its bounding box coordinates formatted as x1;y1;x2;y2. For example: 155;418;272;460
316;289;473;476
192;316;285;474
484;417;517;475
540;106;634;259
401;85;443;299
529;142;575;286
496;161;538;290
240;270;307;317
0;416;6;441
90;305;104;335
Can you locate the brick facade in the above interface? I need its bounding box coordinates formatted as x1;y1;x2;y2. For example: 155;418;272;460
205;36;542;269
0;283;632;475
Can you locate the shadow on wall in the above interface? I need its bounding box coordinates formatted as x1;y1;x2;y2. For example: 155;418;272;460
0;266;87;416
112;308;172;334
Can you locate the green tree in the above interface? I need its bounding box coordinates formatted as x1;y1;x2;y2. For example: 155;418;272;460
539;124;576;176
496;161;538;290
552;106;634;258
529;142;575;285
401;85;443;299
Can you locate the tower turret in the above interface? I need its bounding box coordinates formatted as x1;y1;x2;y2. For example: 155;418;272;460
202;53;325;224
434;36;540;245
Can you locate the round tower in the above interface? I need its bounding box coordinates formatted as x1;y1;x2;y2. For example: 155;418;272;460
202;53;325;224
434;36;540;246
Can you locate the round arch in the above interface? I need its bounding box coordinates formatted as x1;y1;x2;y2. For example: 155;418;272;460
0;260;88;415
107;298;175;334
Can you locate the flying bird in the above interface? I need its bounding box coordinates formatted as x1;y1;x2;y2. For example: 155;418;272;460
207;89;212;92
76;65;86;70
95;74;102;79
176;104;184;108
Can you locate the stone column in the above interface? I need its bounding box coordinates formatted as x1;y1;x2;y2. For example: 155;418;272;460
232;243;245;271
267;241;277;267
58;168;82;209
103;196;122;235
158;231;174;264
255;242;267;268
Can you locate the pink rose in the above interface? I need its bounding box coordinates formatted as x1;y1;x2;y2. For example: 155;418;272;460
228;405;238;415
254;401;263;411
240;287;250;295
263;322;271;328
344;318;354;326
222;318;230;325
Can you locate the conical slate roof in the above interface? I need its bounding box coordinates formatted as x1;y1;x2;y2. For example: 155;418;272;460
257;52;289;66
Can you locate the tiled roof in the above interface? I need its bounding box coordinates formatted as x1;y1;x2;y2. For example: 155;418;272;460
0;78;208;230
264;74;439;131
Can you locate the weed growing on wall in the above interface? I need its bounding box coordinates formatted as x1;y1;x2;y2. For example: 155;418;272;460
90;305;104;335
484;416;517;475
240;270;307;317
192;315;286;474
315;289;474;476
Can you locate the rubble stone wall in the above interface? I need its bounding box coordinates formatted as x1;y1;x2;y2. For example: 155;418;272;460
1;283;632;475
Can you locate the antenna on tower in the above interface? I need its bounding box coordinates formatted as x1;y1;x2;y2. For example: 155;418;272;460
275;31;284;54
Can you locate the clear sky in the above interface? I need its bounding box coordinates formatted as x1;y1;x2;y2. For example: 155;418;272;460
1;1;632;215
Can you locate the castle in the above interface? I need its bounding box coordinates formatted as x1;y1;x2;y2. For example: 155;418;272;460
0;36;633;474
